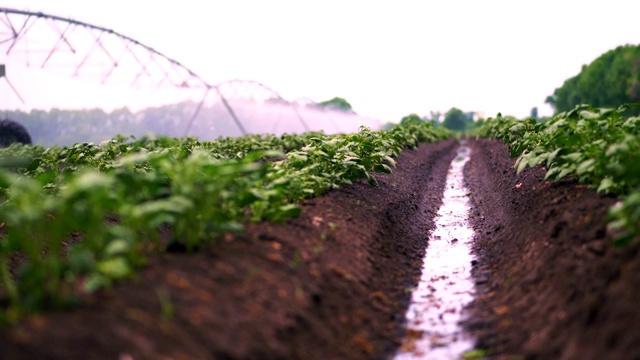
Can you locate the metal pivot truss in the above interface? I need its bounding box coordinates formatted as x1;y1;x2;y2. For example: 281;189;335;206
0;7;313;135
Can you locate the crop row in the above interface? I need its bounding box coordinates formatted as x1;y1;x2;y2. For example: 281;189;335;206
478;104;640;245
0;121;450;323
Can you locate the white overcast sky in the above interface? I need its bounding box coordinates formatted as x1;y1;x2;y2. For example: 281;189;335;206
1;0;639;122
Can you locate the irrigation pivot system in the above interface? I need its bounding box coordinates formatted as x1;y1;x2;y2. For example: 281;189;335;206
0;7;329;136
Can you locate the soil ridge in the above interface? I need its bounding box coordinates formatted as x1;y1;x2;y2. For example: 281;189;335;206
464;138;640;359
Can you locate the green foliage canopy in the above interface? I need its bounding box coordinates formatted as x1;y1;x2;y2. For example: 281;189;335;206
317;97;353;112
399;113;423;125
442;107;474;131
546;44;640;115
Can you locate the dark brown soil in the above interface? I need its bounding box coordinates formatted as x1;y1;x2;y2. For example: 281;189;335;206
0;139;459;360
464;138;640;360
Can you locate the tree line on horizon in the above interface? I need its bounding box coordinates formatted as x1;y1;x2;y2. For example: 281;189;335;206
546;44;640;116
1;102;207;148
0;97;363;148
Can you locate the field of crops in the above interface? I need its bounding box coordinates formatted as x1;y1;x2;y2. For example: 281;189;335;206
1;105;640;359
0;121;450;324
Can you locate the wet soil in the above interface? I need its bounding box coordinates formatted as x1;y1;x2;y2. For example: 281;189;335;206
464;138;640;359
0;139;459;360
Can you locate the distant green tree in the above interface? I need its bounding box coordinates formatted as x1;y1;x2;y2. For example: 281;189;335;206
317;97;353;112
546;44;640;115
443;107;473;131
399;113;423;125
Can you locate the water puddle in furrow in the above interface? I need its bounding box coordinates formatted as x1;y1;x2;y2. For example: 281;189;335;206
393;142;476;360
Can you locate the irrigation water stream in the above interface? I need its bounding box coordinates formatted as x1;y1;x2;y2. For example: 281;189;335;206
394;143;476;360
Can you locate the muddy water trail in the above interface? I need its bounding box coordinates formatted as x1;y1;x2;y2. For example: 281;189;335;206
394;143;476;360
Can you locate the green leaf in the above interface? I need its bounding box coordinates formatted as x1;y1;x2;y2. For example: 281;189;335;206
516;157;528;174
374;163;393;174
219;221;245;233
544;167;561;180
135;196;192;217
72;172;114;193
279;204;301;217
546;148;562;167
556;167;575;180
597;178;615;193
104;240;130;257
84;274;110;293
606;142;629;156
563;153;583;163
367;173;378;187
384;155;397;167
244;150;283;162
117;153;150;166
97;257;132;279
268;204;302;222
613;233;635;247
462;349;492;359
576;159;596;176
0;170;13;188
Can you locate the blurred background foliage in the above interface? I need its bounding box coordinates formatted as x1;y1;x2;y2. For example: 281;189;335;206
546;44;640;116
